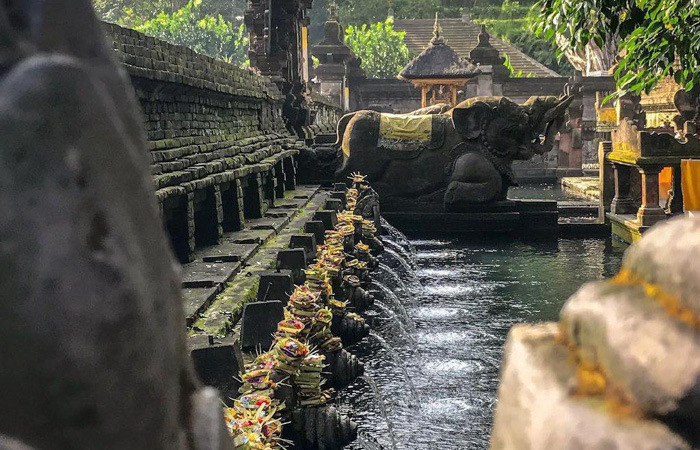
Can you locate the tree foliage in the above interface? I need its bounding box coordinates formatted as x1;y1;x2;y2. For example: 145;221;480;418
470;1;573;76
508;30;574;76
94;0;246;25
94;0;174;26
344;19;414;78
134;0;248;65
535;0;700;95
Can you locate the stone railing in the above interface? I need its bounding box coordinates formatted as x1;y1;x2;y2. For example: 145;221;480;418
305;91;343;143
491;216;699;449
104;23;305;263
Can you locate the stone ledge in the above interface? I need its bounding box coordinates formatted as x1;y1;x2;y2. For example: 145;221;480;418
561;176;601;201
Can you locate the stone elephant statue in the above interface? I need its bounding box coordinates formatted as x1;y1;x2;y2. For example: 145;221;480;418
335;96;573;211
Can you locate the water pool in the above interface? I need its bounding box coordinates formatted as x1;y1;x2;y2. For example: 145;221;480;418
340;233;625;450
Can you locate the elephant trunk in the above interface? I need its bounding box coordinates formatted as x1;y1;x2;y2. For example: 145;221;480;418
525;95;572;156
538;117;562;154
538;95;574;131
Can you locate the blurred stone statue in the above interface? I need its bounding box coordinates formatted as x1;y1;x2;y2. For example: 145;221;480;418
0;1;231;449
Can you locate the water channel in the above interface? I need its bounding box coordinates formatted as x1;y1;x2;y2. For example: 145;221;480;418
340;224;625;450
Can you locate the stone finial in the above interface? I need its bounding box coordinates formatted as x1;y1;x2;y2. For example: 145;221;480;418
328;1;339;22
387;7;394;19
477;25;490;47
431;13;445;45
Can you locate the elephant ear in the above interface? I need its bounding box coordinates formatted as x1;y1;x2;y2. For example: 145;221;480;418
498;97;528;126
452;101;493;140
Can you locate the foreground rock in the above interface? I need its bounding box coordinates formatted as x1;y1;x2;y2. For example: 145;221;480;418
491;324;689;450
491;217;700;449
561;282;700;425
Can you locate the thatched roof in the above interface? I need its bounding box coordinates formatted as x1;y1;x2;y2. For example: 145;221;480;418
398;17;480;80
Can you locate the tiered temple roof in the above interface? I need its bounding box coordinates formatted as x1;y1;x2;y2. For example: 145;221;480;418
394;18;560;78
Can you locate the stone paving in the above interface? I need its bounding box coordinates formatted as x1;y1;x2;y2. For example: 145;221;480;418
561;176;601;200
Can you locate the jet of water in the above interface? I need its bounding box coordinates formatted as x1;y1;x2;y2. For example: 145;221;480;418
368;331;421;406
381;248;417;279
370;281;416;335
377;263;421;298
380;218;416;256
373;300;417;345
383;239;417;270
360;375;399;450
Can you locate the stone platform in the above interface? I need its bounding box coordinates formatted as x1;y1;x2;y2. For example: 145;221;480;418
561;176;600;200
383;199;559;235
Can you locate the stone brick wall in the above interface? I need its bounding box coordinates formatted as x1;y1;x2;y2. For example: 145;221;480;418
105;23;309;263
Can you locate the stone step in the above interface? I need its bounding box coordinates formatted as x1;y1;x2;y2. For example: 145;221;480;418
181;185;322;327
560;281;700;425
181;261;241;289
198;242;259;263
190;188;330;335
491;323;690;450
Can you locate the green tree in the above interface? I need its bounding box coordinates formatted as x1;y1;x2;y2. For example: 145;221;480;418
344;19;414;78
94;0;184;26
94;0;245;27
535;0;700;95
509;31;574;76
135;0;248;65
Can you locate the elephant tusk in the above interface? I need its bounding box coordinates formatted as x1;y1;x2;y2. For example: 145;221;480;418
542;95;574;125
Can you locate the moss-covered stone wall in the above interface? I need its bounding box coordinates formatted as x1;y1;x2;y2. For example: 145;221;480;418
104;23;343;262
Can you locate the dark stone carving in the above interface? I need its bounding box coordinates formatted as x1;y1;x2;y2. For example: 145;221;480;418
674;85;700;133
321;349;364;389
0;1;231;448
290;405;358;450
331;312;371;345
336;96;573;211
245;0;313;137
297;145;342;184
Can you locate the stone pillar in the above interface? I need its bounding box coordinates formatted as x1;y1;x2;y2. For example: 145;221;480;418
476;71;494;97
186;192;197;257
469;26;509;92
243;174;265;219
598;141;614;221
245;0;313;136
221;180;245;232
274;161;286;198
637;165;667;226
262;169;276;209
193;186;223;248
581;91;599;175
567;75;584;176
666;165;685;214
283;156;297;191
610;164;637;215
